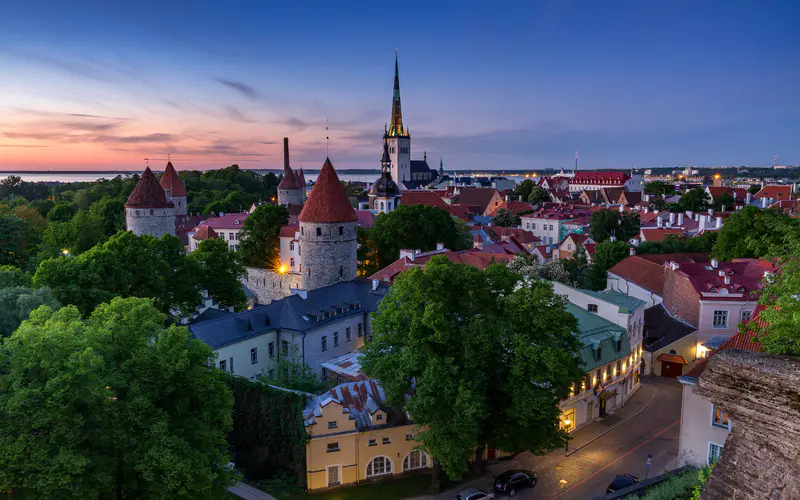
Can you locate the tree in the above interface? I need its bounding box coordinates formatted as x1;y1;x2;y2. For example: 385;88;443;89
42;210;106;256
0;286;60;336
637;232;718;255
672;188;710;213
491;207;520;227
29;199;55;218
0;215;40;269
189;238;247;310
588;240;630;290
514;179;535;201
0;297;236;498
89;196;127;237
259;345;327;394
361;257;583;486
0;265;31;289
47;201;78;222
645;181;674;196
369;204;472;269
748;184;761;195
238;204;289;268
527;185;551;205
711;206;795;261
712;192;735;211
357;226;380;277
589;209;640;243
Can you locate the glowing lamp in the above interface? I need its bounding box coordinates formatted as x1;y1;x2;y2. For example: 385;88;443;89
61;248;70;256
278;265;287;274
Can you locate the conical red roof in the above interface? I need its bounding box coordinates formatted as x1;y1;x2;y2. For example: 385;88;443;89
126;167;173;208
297;168;306;188
278;166;299;190
160;161;187;197
192;225;217;241
299;158;357;223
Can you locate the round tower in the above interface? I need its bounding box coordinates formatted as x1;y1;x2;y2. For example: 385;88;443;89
160;160;188;216
369;139;401;214
125;167;176;237
277;137;304;206
298;158;358;291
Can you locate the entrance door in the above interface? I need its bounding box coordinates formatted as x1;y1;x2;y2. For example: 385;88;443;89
587;401;594;421
661;361;682;378
487;448;496;459
599;397;607;417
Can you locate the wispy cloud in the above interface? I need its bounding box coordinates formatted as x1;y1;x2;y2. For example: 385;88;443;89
277;117;313;132
223;105;256;123
93;133;175;144
217;78;259;100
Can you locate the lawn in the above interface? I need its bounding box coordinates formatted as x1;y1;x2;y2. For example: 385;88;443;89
273;474;443;500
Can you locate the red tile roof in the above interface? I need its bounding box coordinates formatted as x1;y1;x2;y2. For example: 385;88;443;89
657;353;689;364
369;249;513;282
278;165;299;190
125;167;172;209
200;212;249;230
160;161;187;197
488;200;535;217
570;171;630;185
707;186;747;201
754;185;794;200
670;259;773;299
192;225;217;241
640;228;686;242
584;243;597;255
607;255;667;295
484;227;541;244
355;210;376;228
447;204;474;220
298;158;357;223
400;190;451;212
279;224;298;238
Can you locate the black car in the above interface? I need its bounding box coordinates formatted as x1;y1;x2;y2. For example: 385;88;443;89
493;470;537;496
606;474;640;493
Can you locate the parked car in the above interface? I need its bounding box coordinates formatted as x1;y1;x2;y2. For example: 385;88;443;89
493;469;538;496
456;487;495;500
606;474;640;493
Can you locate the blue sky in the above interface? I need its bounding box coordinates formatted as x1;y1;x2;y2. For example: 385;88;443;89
0;0;798;171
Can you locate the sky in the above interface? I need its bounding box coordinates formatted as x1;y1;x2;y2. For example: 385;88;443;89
0;1;798;172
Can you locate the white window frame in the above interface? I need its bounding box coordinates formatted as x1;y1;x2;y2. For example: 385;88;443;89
402;450;430;471
712;310;728;329
710;404;731;430
365;456;393;478
740;310;752;322
326;464;342;487
250;347;258;364
708;441;723;464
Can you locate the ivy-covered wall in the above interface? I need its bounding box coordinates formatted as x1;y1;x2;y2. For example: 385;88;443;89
225;375;309;487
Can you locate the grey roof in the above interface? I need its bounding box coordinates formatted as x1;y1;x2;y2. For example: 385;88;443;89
191;307;234;325
410;159;433;173
575;288;647;314
189;279;390;350
642;303;696;352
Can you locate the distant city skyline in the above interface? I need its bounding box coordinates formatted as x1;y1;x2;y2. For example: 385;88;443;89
1;1;798;172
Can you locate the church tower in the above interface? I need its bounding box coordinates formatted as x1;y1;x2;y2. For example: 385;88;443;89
386;53;411;189
368;138;402;214
298;158;358;291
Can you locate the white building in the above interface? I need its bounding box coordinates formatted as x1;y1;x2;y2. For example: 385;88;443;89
187;212;249;252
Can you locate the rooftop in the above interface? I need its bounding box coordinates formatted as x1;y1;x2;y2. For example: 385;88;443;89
125;167;173;209
369;249;514;283
670;258;773;299
160;161;187;197
567;303;630;372
298;158;358;223
303;380;397;430
319;352;367;382
642;303;696;352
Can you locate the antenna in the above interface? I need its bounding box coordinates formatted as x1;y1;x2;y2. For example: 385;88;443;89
575;150;579;172
326;119;329;157
144;157;150;168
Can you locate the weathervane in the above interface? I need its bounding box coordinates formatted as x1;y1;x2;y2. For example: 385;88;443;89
144;157;150;168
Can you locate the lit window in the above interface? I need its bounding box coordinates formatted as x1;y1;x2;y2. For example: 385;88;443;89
711;404;730;429
366;457;393;477
403;450;428;471
588;304;598;313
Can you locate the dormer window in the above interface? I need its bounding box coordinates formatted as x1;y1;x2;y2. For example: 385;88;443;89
376;414;384;421
737;286;745;292
617;338;622;352
710;287;718;292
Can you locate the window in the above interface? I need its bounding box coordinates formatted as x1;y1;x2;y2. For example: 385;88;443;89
708;442;723;464
250;347;258;364
366;456;392;478
382;437;390;444
219;359;227;371
376;414;384;421
326;442;339;452
229;233;235;240
339;266;343;277
588;304;598;313
282;340;289;356
268;343;274;358
301;226;304;235
405;433;414;441
595;369;601;386
328;421;338;429
712;310;728;328
290;257;295;267
316;227;322;236
290;242;294;251
617;338;622;352
567;244;573;251
235;232;239;240
333;332;339;347
596;346;602;361
368;438;377;447
229;357;234;373
403;450;428;471
711;404;730;429
616;360;621;375
741;310;752;322
321;336;327;352
327;466;340;486
307;268;311;277
358;323;363;337
346;327;352;342
339;226;344;235
549;224;554;231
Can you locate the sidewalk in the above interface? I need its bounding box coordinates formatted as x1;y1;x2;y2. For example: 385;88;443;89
227;481;278;500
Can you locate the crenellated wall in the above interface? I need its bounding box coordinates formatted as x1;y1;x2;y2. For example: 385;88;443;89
696;349;800;500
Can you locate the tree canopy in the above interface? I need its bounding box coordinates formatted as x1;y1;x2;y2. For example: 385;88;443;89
671;188;710;213
361;257;583;483
491;207;521;227
587;240;631;290
189;238;247;310
0;297;236;498
637;232;718;255
589;209;640;243
645;181;674;196
711;206;796;261
238;204;289;269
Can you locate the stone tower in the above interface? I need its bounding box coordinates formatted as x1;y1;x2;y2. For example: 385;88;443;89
277;137;304;206
386;54;410;189
125;167;176;237
368;138;401;214
298;158;358;291
159;160;187;216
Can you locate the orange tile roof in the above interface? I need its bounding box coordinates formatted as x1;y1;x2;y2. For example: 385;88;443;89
298;158;357;223
607;255;667;295
754;185;795;200
657;353;688;365
640;228;685;242
125;167;172;209
192;225;217;241
160;161;187;197
369;250;513;282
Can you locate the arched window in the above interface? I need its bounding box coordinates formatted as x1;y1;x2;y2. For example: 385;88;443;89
316;227;322;236
403;450;428;471
339;266;343;277
366;456;393;478
339;226;343;235
380;201;385;211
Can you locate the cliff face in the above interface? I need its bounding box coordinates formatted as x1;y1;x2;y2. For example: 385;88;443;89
696;349;800;500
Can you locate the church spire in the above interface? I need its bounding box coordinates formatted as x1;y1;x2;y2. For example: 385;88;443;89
388;52;408;138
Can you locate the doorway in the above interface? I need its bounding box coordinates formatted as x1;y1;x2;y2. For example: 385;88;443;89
587;401;594;421
599;397;607;417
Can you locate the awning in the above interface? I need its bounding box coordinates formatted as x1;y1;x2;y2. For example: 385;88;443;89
702;336;729;350
599;389;618;401
657;353;688;365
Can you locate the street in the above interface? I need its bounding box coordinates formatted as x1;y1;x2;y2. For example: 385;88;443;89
414;376;682;500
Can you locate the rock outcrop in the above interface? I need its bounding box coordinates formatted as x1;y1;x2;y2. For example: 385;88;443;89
696;349;800;500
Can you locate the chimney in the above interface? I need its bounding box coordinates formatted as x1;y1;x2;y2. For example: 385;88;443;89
761;197;768;209
436;242;445;251
694;213;700;221
546;246;551;254
718;270;726;277
716;216;722;229
644;207;649;213
733;191;737;200
669;212;675;224
372;279;380;291
708;208;714;216
505;194;511;203
677;213;684;225
629;247;636;256
399;249;416;261
670;262;679;271
283;137;290;169
657;217;663;228
711;258;719;269
746;192;753;204
724;276;731;285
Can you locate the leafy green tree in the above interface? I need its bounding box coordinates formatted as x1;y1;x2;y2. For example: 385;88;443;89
0;265;31;289
361;257;582;486
89;196;127;237
42;210;106;256
205;190;258;215
0;297;236;498
491;207;520;227
748;184;761;195
189;238;247;310
527;185;551;205
259;345;327;394
712;192;735;211
47;201;78;222
645;181;673;196
238;204;289;268
514;179;535;201
357;226;380;277
638;232;718;255
589;209;640;243
0;215;40;269
588;240;630;290
370;204;472;269
29;199;55;218
2;205;47;232
0;286;60;336
711;206;795;261
672;188;710;213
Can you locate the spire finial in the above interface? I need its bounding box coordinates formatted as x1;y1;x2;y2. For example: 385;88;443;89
144;157;150;168
326;119;329;157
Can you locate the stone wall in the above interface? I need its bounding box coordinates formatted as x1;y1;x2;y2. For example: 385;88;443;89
125;207;176;237
663;266;700;327
696;349;800;500
298;221;357;291
278;188;303;206
243;267;301;304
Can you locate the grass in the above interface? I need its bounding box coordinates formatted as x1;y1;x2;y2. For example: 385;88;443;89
272;474;445;500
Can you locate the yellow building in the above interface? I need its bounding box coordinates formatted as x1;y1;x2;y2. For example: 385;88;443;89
303;380;432;491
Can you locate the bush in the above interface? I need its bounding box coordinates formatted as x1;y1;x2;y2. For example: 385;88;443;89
638;469;703;500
